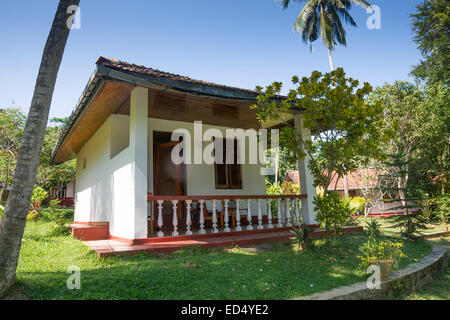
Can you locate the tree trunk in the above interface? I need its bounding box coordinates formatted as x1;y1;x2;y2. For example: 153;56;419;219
0;0;79;297
343;174;349;197
328;48;335;71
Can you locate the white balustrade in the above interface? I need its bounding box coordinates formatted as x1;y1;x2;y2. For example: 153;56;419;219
295;199;301;225
286;198;292;227
235;199;242;231
257;199;263;229
199;200;206;234
246;199;253;230
224;199;230;232
212;200;218;233
171;200;179;236
157;200;164;237
267;199;273;229
185;200;192;235
277;199;283;228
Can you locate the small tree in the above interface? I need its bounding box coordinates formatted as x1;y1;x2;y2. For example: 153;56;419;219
314;192;354;245
252;68;384;194
379;152;427;239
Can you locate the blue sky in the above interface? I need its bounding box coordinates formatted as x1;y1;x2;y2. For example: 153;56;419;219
0;0;423;119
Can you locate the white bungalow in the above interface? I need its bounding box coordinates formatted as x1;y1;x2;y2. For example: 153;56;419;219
51;57;318;243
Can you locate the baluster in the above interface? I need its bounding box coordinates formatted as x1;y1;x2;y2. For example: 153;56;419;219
185;200;192;235
295;198;301;225
235;199;242;231
157;200;164;237
171;200;179;236
277;198;283;228
199;200;206;234
286;198;292;227
212;200;218;233
224;199;230;232
257;199;263;229
246;199;253;230
267;199;273;229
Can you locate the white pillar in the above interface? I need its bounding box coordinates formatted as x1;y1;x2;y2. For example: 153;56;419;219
294;113;318;225
130;86;148;239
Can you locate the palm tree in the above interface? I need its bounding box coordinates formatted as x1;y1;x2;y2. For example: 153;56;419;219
0;0;80;296
279;0;370;71
279;0;370;196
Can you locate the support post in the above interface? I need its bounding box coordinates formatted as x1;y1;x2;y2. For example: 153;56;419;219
294;114;318;225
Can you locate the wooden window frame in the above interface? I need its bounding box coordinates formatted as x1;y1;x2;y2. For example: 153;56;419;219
214;138;242;190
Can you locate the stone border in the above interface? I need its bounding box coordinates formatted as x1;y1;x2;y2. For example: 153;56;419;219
419;230;450;239
294;244;448;300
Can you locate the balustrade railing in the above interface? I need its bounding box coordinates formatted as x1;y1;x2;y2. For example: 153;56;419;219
147;194;307;238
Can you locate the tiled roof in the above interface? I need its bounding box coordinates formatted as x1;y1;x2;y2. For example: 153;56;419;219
96;56;259;95
284;169;379;190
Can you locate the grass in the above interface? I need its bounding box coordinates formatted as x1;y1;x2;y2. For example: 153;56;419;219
14;216;433;300
355;215;448;238
395;237;450;300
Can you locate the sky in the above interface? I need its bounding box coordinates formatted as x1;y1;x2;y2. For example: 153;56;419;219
0;0;424;119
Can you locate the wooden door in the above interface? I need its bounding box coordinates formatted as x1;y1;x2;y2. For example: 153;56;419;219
154;141;186;219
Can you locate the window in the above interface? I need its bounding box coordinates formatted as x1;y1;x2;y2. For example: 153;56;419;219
214;138;242;189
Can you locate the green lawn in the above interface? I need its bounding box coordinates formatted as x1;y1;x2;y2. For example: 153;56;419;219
396;237;450;300
15;219;432;300
355;215;448;238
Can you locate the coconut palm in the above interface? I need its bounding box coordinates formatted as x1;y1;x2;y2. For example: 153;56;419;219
0;0;80;296
279;0;371;71
279;0;370;196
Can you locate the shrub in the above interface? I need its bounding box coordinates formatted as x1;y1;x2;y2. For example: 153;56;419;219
0;204;4;219
27;186;49;220
364;218;382;238
314;192;354;245
358;239;405;270
347;196;367;214
281;181;301;195
43;199;72;235
290;223;314;250
435;194;449;230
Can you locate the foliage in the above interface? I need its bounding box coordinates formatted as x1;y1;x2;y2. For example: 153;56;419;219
42;199;71;235
35;118;75;191
313;192;354;245
417;195;441;224
278;0;370;51
435;194;450;228
363;219;382;239
253;68;384;194
0;204;3;220
281;181;301;195
27;186;49;220
344;196;366;214
0;108;26;201
410;0;450;86
358;239;405;270
369;82;449;197
379;152;428;239
290;223;313;249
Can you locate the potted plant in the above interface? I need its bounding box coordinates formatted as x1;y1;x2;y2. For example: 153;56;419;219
358;240;405;281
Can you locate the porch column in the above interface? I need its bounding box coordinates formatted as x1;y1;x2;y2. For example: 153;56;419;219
293;114;318;225
130;86;148;239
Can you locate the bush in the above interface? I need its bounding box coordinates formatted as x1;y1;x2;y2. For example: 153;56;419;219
41;199;73;235
0;204;4;219
435;194;450;229
27;186;49;220
281;181;300;195
314;192;354;245
290;223;314;250
358;239;405;271
346;196;366;214
364;218;382;238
